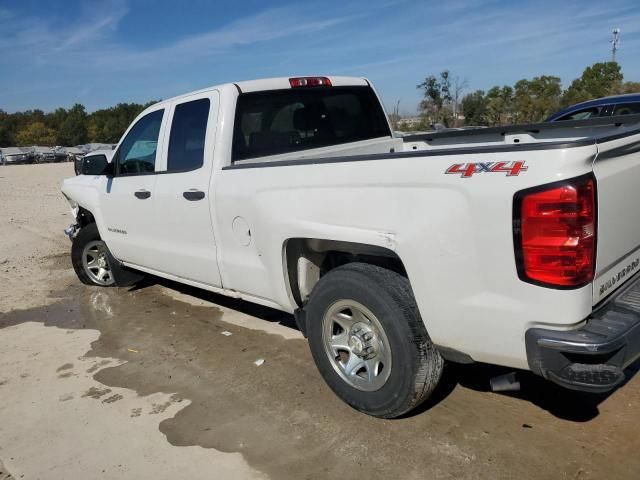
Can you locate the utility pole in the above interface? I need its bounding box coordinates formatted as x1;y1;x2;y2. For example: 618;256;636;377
611;28;620;62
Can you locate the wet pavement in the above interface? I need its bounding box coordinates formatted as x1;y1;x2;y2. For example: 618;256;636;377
1;254;639;479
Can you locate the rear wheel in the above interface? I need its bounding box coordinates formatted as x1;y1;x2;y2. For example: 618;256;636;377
71;223;115;287
306;263;443;418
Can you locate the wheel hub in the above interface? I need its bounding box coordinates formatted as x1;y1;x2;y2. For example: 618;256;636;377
81;240;115;286
348;322;378;359
322;299;392;392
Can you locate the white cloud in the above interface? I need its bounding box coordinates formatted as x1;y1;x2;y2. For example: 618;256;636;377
0;2;351;71
93;6;353;69
55;5;128;51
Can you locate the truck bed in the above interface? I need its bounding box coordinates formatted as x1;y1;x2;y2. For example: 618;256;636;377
231;114;640;168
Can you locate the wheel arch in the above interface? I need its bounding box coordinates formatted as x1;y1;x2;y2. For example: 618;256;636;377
76;206;96;228
283;237;409;310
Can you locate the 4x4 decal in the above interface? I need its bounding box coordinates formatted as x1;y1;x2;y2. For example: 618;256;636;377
445;161;527;178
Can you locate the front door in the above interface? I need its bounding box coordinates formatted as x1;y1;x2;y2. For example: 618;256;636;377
99;107;166;268
150;92;222;287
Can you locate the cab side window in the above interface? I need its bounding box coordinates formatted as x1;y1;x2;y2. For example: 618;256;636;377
116;109;164;175
167;98;210;172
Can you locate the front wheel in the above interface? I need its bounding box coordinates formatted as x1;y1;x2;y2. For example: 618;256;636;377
306;263;444;418
71;223;115;286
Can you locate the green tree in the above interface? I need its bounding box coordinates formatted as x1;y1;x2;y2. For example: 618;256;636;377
87;101;157;143
417;70;453;125
15;122;56;146
0;110;14;146
514;75;561;123
486;86;514;125
57;104;88;145
47;107;68;133
562;62;623;106
461;90;488;126
616;81;640;94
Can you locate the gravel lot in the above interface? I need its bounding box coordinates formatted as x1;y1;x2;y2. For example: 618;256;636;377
1;163;639;480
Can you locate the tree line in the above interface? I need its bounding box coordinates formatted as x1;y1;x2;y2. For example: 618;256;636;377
405;61;640;130
0;101;158;148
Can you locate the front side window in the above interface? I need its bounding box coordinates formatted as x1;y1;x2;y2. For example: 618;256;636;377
116;109;164;175
167;98;210;172
232;86;391;162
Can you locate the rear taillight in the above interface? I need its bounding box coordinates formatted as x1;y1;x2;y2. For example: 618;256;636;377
514;175;596;288
289;77;332;88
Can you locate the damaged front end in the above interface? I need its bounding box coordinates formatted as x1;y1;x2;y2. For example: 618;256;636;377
64;223;80;241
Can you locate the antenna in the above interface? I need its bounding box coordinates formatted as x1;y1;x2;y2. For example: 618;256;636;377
611;28;620;62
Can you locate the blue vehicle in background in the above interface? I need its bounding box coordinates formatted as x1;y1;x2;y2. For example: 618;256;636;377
546;93;640;121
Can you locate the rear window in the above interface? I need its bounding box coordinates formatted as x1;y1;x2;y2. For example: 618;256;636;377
232;86;391;162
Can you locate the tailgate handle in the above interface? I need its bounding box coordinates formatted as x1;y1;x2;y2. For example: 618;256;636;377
183;190;205;201
134;190;151;199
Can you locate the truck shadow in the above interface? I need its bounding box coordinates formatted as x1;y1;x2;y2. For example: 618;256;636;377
132;276;637;423
415;362;622;422
130;276;300;331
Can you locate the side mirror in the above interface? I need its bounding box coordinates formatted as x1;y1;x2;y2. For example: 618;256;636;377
80;155;113;176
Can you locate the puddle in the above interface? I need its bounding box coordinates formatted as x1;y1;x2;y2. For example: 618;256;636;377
0;321;261;480
1;282;639;479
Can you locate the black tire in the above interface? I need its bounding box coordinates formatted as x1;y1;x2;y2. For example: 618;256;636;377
306;262;444;418
71;223;115;287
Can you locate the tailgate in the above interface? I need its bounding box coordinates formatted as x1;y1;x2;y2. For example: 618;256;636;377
592;129;640;305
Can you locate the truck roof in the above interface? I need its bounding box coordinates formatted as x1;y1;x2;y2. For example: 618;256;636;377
150;76;370;109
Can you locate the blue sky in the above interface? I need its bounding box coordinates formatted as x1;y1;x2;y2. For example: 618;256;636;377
1;0;639;115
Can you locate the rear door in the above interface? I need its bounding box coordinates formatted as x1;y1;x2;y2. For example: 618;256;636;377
592;129;640;304
149;91;222;287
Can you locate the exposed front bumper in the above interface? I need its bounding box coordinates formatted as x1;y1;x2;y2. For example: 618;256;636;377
526;273;640;393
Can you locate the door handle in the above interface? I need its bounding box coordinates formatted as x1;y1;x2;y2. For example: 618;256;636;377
134;190;151;199
183;190;205;201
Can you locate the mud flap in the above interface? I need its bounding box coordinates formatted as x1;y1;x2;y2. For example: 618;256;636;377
104;249;145;287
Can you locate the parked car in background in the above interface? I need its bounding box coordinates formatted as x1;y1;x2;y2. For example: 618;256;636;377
53;147;69;162
66;147;85;162
33;146;55;163
546;93;640;121
0;147;33;164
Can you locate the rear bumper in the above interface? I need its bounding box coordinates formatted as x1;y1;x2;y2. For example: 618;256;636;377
526;273;640;392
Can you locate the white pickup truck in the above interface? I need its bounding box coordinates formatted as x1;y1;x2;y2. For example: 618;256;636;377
62;76;640;418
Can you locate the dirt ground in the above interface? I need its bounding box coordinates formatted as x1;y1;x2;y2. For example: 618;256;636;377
1;163;639;480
